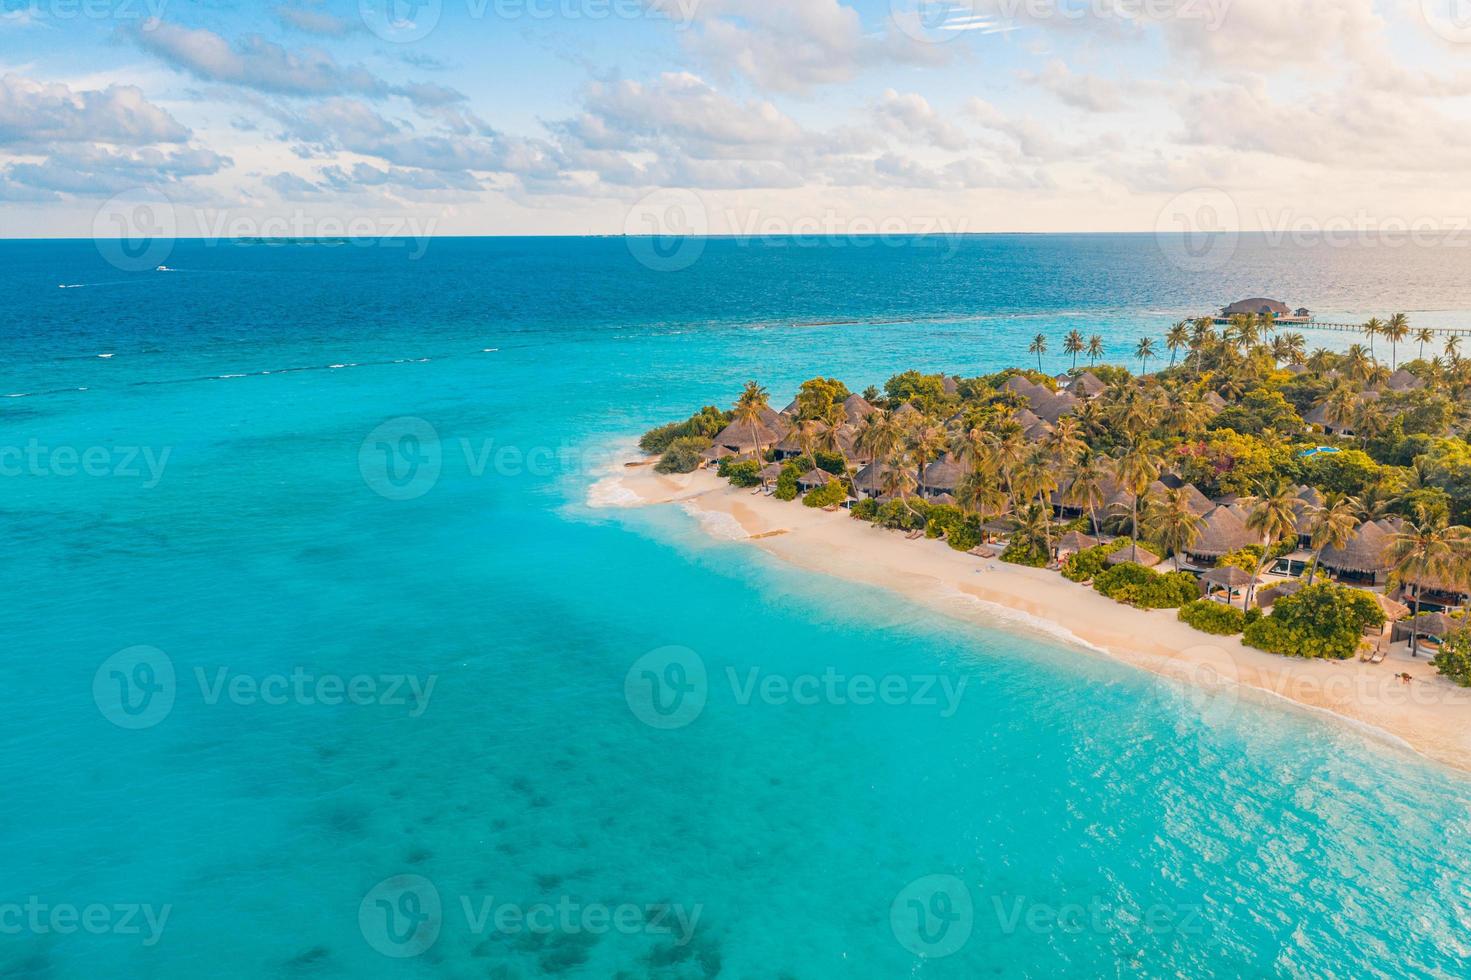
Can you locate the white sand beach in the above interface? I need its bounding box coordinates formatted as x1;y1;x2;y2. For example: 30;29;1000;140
593;457;1471;775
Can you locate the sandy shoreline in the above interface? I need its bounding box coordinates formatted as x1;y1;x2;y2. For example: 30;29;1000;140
591;457;1471;776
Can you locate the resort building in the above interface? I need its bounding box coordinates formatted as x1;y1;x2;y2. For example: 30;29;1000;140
1216;298;1310;324
1317;521;1395;586
1182;505;1258;570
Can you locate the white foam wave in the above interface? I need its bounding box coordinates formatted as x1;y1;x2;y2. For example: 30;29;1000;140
586;476;641;509
679;501;748;540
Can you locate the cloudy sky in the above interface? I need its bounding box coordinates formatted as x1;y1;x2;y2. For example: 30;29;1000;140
3;0;1471;237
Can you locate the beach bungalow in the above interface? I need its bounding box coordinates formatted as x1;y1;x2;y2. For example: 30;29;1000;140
1392;612;1460;657
796;469;835;493
1030;389;1081;424
842;393;877;425
1067;372;1107;400
1385;368;1425;393
772;425;820;461
852;461;893;499
1221;298;1293;319
894;402;922;422
700;444;738;468
1317;521;1393;586
921;455;966;497
1055;531;1099;561
1303;403;1354;437
942;376;961;396
1000;375;1043;398
1393;570;1471;614
758;462;785;484
1182;505;1258;569
1201;565;1255;608
1107;544;1161;568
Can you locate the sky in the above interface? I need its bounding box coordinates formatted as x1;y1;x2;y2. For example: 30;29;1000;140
3;0;1471;237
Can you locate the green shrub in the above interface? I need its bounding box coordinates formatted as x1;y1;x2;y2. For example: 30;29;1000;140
945;517;983;553
802;480;848;508
1094;563;1198;609
814;450;848;475
1000;541;1048;567
1216;547;1263;574
655;436;711;474
774;466;800;501
1062;543;1114;583
1243;583;1386;660
875;499;928;531
639;406;729;454
1433;629;1471;687
850;498;879;522
720;459;762;488
1178;600;1246;636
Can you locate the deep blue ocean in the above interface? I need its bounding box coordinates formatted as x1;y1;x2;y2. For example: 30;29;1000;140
3;236;1470;978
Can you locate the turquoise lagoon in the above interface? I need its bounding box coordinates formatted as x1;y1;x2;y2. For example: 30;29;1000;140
1;236;1469;978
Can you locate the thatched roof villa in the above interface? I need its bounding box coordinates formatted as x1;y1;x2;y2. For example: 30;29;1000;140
1318;521;1393;586
1183;505;1258;568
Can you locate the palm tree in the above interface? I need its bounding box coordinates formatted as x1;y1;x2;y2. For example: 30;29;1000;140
1065;449;1110;536
1064;330;1085;370
1134;337;1157;375
1165;321;1189;368
1115;442;1161;562
1446;335;1462;363
1363;317;1385;366
1305;494;1361;585
1321;381;1359;434
1384;313;1410;371
1012;502;1055;562
1416;327;1436;363
1241;480;1301;609
733;381;771;461
909;422;948;493
1047;416;1085;467
957;472;1008;539
1145;486;1205;571
1388;507;1471;658
1281;332;1307;365
879;449;919;514
1028;333;1048;372
792;419;823;469
856;409;902;467
1087;335;1105;367
1342;344;1373;383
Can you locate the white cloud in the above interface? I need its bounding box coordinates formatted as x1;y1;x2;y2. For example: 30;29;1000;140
873;90;969;150
0;73;189;145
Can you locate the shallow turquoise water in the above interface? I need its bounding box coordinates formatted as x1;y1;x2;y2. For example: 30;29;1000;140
3;237;1470;978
